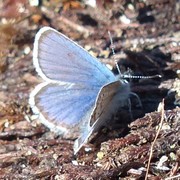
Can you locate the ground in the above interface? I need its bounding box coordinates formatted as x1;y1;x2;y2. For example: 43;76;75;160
0;0;179;179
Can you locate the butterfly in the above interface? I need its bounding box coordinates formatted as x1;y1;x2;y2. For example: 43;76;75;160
29;27;130;154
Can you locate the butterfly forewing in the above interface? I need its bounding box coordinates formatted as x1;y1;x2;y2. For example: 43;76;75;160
33;27;116;86
90;80;122;125
74;80;128;153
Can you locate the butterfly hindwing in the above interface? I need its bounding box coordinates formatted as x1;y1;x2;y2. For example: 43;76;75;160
29;82;103;139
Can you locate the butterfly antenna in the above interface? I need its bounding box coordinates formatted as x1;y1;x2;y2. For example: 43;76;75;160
122;74;162;79
108;31;162;80
108;31;122;76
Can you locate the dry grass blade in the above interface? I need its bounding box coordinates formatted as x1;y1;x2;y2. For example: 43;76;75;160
145;99;165;180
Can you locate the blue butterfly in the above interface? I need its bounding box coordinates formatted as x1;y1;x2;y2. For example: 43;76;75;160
29;27;130;154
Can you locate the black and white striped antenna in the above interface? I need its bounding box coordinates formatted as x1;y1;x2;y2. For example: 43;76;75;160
108;31;162;79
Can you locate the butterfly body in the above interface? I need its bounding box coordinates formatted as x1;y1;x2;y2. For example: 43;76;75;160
29;27;130;154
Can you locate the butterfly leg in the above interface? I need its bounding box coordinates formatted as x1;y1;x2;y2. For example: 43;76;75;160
128;98;133;120
130;92;142;108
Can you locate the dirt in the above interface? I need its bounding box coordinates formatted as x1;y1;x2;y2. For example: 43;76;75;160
0;0;179;179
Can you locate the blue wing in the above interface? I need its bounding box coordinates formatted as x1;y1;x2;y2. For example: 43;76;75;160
33;27;116;87
29;82;101;139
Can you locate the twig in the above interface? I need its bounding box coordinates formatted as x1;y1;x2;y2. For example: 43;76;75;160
165;174;180;180
58;16;92;36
